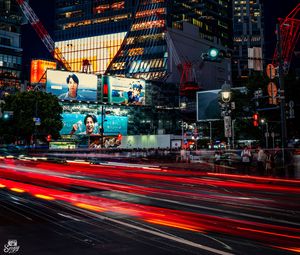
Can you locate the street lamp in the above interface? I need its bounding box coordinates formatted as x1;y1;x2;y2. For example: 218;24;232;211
220;82;232;148
221;82;231;103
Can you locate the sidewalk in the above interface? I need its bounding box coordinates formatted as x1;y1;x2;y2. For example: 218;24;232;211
157;160;300;179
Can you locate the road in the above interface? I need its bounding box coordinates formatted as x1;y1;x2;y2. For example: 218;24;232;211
0;157;299;255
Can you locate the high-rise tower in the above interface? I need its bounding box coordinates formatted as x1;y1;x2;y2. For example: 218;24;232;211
0;0;23;97
54;0;232;83
232;0;264;84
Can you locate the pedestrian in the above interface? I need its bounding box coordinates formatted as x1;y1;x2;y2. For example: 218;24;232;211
186;149;191;163
256;146;266;176
214;150;221;173
241;146;252;174
265;150;274;176
180;147;186;163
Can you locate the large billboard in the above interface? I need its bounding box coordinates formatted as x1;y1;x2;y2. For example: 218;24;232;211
197;87;248;121
60;113;128;136
46;70;98;102
30;59;57;84
196;89;221;121
102;75;146;105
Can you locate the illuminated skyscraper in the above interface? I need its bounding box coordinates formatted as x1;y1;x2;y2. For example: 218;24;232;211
169;0;232;48
54;0;232;83
232;0;265;83
54;0;136;74
0;0;23;97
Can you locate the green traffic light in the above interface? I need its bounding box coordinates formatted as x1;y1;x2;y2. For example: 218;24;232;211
3;113;9;119
208;48;219;58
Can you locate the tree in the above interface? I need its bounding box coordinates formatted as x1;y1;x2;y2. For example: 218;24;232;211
0;91;63;144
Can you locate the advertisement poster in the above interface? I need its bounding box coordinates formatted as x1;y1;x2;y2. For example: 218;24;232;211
60;113;128;136
102;75;146;105
46;70;98;102
30;59;57;84
89;135;122;149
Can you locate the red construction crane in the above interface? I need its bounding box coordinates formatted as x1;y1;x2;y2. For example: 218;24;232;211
16;0;72;71
272;3;300;74
164;23;201;96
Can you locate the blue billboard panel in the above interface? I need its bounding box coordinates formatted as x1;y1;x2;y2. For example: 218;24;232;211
196;90;221;121
46;70;97;102
196;87;248;121
60;113;128;136
102;75;146;105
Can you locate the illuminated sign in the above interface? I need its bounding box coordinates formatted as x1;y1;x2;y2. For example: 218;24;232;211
30;59;57;84
102;75;146;105
49;141;76;150
46;70;98;102
89;135;121;149
60;113;128;136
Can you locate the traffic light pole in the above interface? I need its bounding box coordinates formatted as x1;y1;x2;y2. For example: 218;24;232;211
276;23;287;162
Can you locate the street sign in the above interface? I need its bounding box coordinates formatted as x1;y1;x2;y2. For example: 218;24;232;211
266;64;276;79
224;116;232;137
267;82;278;105
33;117;41;126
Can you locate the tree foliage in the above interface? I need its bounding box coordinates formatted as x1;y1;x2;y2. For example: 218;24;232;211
0;91;63;144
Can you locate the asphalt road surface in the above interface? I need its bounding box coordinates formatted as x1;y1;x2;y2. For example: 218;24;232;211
0;158;299;255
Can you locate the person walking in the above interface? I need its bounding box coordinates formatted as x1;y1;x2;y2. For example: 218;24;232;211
214;150;221;173
257;146;266;176
241;146;252;175
265;150;274;176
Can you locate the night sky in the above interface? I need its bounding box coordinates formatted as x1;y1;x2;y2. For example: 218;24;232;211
21;0;54;81
20;0;299;81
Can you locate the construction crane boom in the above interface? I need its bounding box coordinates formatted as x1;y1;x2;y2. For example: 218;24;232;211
16;0;72;71
272;3;300;74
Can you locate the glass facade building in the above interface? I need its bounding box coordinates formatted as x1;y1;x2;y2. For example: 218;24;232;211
55;32;127;74
232;0;264;83
54;0;232;81
0;0;23;97
53;0;233;135
54;0;136;75
168;0;232;48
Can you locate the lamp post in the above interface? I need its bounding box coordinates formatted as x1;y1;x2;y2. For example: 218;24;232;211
209;121;212;148
260;119;269;149
220;82;232;149
100;105;105;148
276;23;287;168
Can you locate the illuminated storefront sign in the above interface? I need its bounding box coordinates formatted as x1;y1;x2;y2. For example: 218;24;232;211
60;113;128;136
55;32;126;74
30;60;57;84
102;75;146;105
46;70;98;102
49;141;76;150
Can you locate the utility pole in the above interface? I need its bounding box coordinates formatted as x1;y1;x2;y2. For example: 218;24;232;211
276;23;287;164
101;105;104;148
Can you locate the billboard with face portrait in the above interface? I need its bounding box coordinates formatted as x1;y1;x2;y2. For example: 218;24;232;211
46;70;98;102
30;59;57;84
60;113;128;136
102;75;146;105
